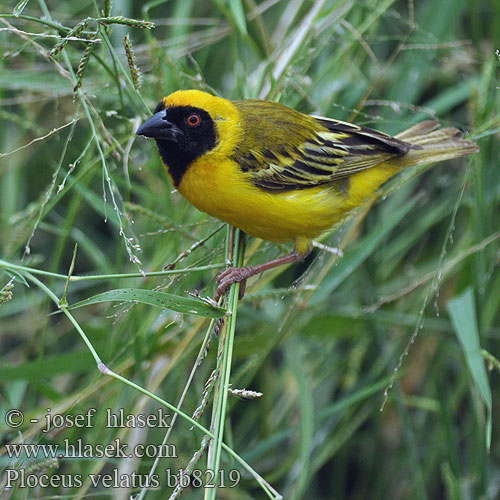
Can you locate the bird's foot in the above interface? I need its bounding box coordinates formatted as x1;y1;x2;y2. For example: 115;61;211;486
215;267;251;302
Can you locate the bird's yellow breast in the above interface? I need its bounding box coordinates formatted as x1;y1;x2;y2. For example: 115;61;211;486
177;154;397;253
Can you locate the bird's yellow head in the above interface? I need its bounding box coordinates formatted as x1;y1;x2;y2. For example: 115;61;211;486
137;89;241;186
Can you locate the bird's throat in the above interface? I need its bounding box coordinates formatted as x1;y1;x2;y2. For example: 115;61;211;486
156;139;196;186
155;133;216;187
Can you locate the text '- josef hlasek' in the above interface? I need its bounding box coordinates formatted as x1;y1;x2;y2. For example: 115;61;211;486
33;408;172;433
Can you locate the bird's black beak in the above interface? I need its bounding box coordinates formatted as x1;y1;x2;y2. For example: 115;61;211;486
136;110;183;142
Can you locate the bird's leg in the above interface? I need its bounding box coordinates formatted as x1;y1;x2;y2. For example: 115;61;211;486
215;248;311;301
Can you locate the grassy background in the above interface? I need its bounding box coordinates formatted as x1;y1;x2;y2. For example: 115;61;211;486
1;0;499;499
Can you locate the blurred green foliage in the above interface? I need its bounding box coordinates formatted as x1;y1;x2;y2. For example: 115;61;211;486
0;1;499;499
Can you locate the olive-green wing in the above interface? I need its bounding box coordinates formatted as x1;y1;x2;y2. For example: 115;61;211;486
235;115;412;193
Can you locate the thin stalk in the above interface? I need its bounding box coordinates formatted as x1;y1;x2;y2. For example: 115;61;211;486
0;13;74;33
0;259;224;280
20;271;103;365
205;227;246;500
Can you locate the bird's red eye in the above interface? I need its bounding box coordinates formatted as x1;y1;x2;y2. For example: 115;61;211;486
187;113;201;127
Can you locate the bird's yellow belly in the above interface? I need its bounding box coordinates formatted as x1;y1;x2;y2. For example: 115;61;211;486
178;158;345;247
177;156;398;252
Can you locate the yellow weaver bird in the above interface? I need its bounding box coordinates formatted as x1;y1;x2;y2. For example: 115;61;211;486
137;90;478;300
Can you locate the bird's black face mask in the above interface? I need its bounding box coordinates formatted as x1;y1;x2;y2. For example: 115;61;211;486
137;102;217;186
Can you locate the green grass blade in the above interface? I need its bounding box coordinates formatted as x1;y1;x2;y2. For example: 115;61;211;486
13;0;30;16
228;0;248;36
286;341;314;500
446;287;492;449
67;288;227;318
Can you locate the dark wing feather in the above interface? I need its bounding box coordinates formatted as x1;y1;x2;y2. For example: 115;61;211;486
237;115;413;193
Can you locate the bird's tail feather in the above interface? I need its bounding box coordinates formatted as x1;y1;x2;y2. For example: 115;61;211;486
395;120;479;166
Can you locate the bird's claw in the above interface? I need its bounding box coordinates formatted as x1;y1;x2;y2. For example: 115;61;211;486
214;267;249;302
